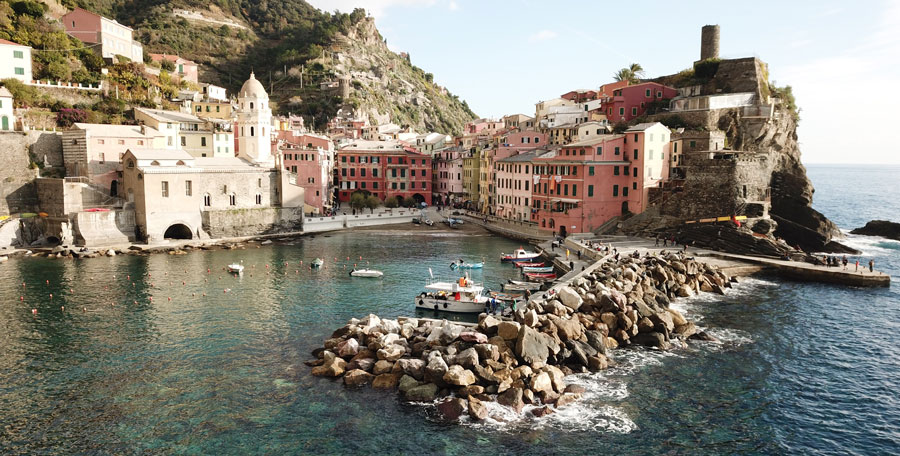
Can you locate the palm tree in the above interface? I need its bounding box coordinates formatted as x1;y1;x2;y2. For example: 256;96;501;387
613;63;645;84
613;68;633;83
629;63;645;79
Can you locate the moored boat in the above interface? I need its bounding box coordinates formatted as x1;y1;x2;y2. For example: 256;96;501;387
524;272;557;281
311;258;324;268
451;261;484;270
415;276;489;313
522;266;554;273
515;262;545;268
227;261;244;274
500;248;541;263
508;279;542;290
350;268;384;278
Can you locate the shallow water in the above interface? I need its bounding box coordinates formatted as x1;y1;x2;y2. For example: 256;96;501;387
1;165;899;454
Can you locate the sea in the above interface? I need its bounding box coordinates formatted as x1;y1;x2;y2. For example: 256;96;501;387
0;164;898;455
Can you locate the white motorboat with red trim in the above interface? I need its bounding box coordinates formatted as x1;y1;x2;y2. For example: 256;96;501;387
415;276;489;313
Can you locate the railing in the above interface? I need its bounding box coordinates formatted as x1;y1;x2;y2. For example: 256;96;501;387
28;80;102;91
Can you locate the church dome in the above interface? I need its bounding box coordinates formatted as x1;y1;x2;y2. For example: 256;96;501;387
240;72;268;99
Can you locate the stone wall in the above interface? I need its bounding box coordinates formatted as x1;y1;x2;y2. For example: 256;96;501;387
74;210;135;246
202;207;304;238
0;132;52;215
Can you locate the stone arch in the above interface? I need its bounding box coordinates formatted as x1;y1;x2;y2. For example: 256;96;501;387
412;193;425;204
163;223;193;240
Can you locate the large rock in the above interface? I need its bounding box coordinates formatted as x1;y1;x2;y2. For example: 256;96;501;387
396;358;426;380
531;406;554;417
311;351;346;377
372;372;403;389
346;357;375;372
343;369;374;387
425;352;449;384
405;383;439;402
373;360;394;375
674;322;698;339
436;397;468;421
359;314;382;335
468;395;489;421
631;332;670;350
479;314;502;334
497;321;521;340
452;348;479;369
650;312;675;333
438;324;463;345
555;392;579;408
474;343;499;363
850;220;900;241
588;354;609;371
523;309;540;328
443;365;477;386
549;315;583;341
584;330;608;356
667;308;688;327
459;331;488;344
514;325;552;365
377;345;405;362
557;286;584;311
336;338;360;359
529;371;553;394
497;387;525;413
398;374;420;394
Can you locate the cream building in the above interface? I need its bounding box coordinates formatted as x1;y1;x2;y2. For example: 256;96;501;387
134;107;233;158
235;72;273;164
62;122;166;192
0;39;32;83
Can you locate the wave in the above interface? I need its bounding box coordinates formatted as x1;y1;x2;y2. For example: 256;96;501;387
837;232;900;256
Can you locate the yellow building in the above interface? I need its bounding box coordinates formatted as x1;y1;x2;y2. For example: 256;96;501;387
134;107;234;158
192;100;233;120
477;146;494;214
462;146;480;205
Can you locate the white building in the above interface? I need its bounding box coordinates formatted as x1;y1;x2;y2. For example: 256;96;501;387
62;8;143;62
200;83;228;102
0;87;16;131
0;39;33;83
235;72;273;164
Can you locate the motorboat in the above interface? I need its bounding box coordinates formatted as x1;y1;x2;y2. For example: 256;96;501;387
515;262;545;268
450;260;484;270
522;266;554;273
500;248;541;263
508;279;542;290
227;262;244;274
311;258;324;268
415;276;489;313
424;219;434;226
350;268;384;278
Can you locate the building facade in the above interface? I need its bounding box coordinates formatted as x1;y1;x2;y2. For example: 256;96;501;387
336;140;432;206
62;123;166;193
149;53;198;84
235;72;273;164
62;8;143;61
278;132;334;213
601;82;678;123
134;107;233;158
0;39;32;83
0;87;15;131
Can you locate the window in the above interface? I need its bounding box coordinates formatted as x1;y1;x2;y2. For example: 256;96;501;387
197;106;202;113
341;156;346;162
589;166;594;176
632;107;637;116
572;184;577;196
634;134;639;142
588;185;594;197
350;156;355;163
615;147;620;155
127;160;135;169
185;180;192;196
657;91;662;98
361;168;366;177
633;167;637;176
400;183;406;190
619;107;624;116
373;182;378;189
613;185;619;197
250;126;254;137
137;140;144;146
216;106;220;112
614;166;619;176
350;169;355;177
563;184;568;196
690;140;697;148
14;67;24;75
649;150;654;159
634;149;638;160
623;187;629;197
229;193;236;206
206;106;210;113
645;89;651;97
388;157;393;164
201;137;206;147
372;169;378;177
250;102;254;109
161;181;169;197
633;182;637;190
98;139;105;145
181;136;186;146
391;169;397;178
13;50;23;59
391;182;397;190
341;169;346;177
624;166;629;176
255;194;262;205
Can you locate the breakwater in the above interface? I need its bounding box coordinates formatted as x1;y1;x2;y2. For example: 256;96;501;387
308;250;731;420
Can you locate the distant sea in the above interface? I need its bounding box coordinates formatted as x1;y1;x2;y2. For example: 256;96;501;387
0;165;897;454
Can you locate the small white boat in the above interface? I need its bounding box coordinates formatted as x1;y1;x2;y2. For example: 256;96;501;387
501;248;541;262
415;276;489;313
522;266;554;273
227;261;244;274
350;268;383;278
311;258;324;268
450;261;484;270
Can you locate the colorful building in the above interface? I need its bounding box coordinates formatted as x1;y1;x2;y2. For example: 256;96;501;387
494;150;545;221
134;107;234;158
0;87;15;131
336;140;432;205
601;82;678;123
149;53;199;84
433;146;465;205
62;8;143;61
61;123;166;193
278;132;334;213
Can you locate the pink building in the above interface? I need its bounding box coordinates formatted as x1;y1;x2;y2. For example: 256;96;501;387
149;54;199;84
61;8;143;62
433;146;465;205
465;118;504;135
277;132;334;213
495;150;544;221
496;130;548;160
601;82;678;123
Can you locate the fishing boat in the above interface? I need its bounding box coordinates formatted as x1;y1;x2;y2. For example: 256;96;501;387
515;262;545;268
350;268;384;278
524;272;557;281
500;248;541;263
450;261;484;270
227;261;244;274
311;258;324;268
415;276;489;313
522;266;554;273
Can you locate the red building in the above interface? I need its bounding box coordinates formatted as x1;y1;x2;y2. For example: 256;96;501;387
601;82;678;123
277;132;334;213
336;140;432;205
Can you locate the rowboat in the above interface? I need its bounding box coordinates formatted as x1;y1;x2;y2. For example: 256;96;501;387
311;258;324;268
227;261;244;274
500;248;541;262
508;279;542;289
524;272;557;281
489;291;525;300
451;261;484;270
350;268;383;278
503;283;535;292
515;262;545;268
415;276;489;313
522;266;554;273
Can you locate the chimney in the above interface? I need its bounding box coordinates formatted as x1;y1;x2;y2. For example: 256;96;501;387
700;25;720;61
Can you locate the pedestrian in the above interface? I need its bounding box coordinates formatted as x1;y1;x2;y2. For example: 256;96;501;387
869;259;874;273
566;249;570;260
577;249;581;260
855;260;859;272
842;255;848;270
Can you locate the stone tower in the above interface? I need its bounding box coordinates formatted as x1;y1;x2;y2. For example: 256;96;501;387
700;25;720;61
236;72;273;164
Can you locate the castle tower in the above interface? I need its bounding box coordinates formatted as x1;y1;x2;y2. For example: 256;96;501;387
236;72;273;164
700;25;720;61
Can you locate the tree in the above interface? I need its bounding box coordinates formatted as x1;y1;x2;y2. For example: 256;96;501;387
384;196;399;208
364;195;380;213
613;63;644;84
628;63;645;79
402;196;416;208
160;59;175;72
349;192;366;212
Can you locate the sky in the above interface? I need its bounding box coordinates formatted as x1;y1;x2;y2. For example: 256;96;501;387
307;0;900;165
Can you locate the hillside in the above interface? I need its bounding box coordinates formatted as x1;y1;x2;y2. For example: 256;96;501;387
43;0;476;133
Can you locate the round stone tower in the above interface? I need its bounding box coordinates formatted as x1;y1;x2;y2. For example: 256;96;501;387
700;25;720;61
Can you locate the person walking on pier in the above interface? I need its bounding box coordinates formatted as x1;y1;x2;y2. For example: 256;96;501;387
869;259;874;273
855;260;859;272
842;255;848;270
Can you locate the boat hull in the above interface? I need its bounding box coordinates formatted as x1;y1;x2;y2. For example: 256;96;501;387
415;296;486;313
501;255;541;263
350;270;383;277
522;266;553;273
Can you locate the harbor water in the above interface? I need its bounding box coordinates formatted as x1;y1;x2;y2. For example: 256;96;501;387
1;165;899;454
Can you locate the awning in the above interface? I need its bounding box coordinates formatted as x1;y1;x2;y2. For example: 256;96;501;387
550;198;580;204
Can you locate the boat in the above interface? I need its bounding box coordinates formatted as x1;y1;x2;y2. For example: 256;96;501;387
522;266;554;273
415;276;489;313
503;283;537;292
489;290;525;300
515;262;545;268
524;272;557;281
500;248;541;262
508;279;542;289
450;261;484;270
350;268;384;278
311;258;324;268
227;261;244;274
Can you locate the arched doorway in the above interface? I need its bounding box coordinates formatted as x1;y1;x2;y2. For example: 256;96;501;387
412;193;425;204
110;180;118;197
621;201;629;214
559;225;567;237
163;224;193;240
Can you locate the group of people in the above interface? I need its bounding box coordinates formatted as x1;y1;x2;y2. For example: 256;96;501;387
823;255;875;272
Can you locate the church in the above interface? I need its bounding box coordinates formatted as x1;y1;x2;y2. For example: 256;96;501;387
121;73;306;242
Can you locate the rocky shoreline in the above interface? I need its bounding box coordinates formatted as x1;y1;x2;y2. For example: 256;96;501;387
850;220;900;242
307;251;732;422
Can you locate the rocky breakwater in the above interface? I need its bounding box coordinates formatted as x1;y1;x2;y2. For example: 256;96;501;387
307;252;730;421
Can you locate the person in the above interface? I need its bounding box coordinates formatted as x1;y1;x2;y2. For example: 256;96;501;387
566;249;570;260
655;236;660;247
577;249;582;260
869;259;874;273
842;255;848;270
855;260;859;272
663;237;668;247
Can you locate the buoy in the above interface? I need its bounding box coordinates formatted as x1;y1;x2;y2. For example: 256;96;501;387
359;256;362;260
168;297;171;301
127;275;130;280
49;293;53;299
207;269;210;273
149;297;153;301
31;308;37;315
61;306;64;311
20;296;24;301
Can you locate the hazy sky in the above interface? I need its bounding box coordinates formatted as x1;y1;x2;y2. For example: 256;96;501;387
308;0;900;165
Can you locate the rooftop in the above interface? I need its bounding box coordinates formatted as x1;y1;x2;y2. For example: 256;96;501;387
562;134;625;148
0;39;28;47
626;122;663;132
127;148;194;161
74;123;161;137
135;107;203;124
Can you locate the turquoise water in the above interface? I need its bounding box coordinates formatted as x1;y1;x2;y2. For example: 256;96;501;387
2;165;899;454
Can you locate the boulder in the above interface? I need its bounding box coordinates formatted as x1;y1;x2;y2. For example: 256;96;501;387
523;309;540;328
549;315;583;341
377;333;401;349
438;324;463;345
346;357;375;372
376;345;405;362
311;351;346;377
458;385;484;396
667;308;688;327
436;397;468;421
650;312;675;333
555;392;579;408
372;372;403;389
396;358;426;380
600;312;618;330
398;374;420;394
336;338;360;359
474;343;500;363
543;365;566;393
497;321;521;340
478;314;502;334
452;348;479;369
514;325;552;365
588;354;609;371
425;352;449;384
400;323;416;339
564;384;586;394
497;387;525;413
631;332;670;350
529;371;553;394
584;330;608;356
459;331;488;344
468;395;489;421
373;360;394;375
343;369;374;387
637;317;655;333
531;406;555;418
557;286;584;311
405;383;439;402
443;365;477;386
674;322;698;339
